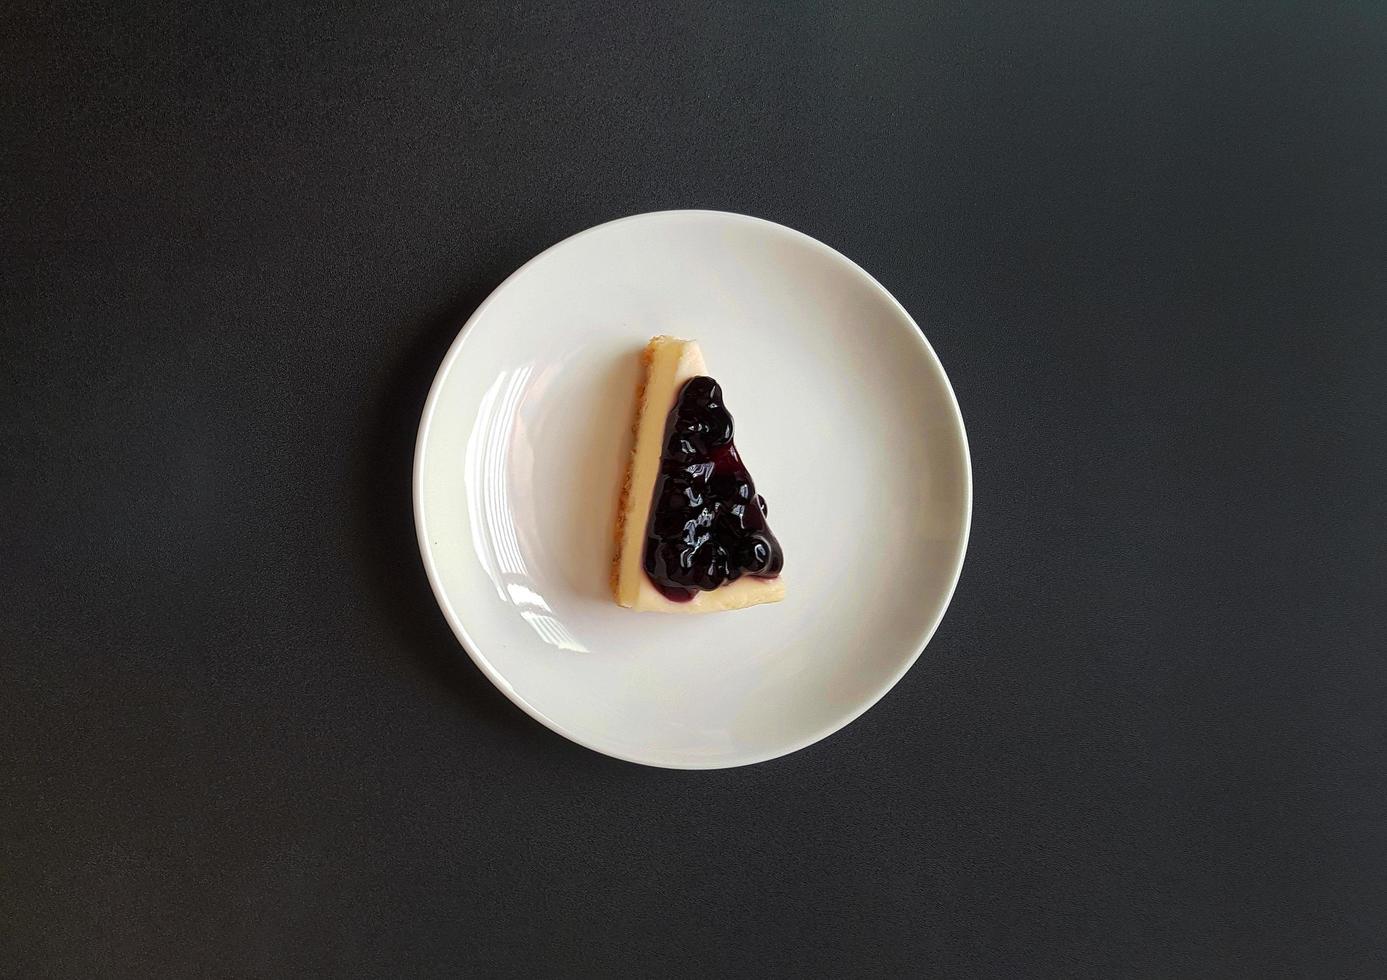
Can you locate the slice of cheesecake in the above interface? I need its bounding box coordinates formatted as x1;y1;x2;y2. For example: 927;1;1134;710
613;336;785;613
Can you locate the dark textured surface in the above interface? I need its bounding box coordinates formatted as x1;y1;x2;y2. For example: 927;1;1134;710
4;1;1386;976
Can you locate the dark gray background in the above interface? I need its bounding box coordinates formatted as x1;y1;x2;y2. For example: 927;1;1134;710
4;1;1385;976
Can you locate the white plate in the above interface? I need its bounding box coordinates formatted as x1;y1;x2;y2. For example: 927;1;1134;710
414;211;971;768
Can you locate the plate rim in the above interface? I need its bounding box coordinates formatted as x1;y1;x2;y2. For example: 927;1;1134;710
413;209;973;769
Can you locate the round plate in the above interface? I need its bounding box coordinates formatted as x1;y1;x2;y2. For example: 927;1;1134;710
414;211;971;768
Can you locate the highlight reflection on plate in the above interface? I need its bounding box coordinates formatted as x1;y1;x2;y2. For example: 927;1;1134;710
415;211;971;768
465;364;588;653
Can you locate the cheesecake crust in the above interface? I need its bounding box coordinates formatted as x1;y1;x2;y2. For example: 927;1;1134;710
611;339;657;599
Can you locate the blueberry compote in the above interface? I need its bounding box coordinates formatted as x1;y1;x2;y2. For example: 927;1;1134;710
643;376;784;602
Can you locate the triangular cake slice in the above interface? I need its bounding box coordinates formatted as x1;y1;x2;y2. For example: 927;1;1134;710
613;336;785;613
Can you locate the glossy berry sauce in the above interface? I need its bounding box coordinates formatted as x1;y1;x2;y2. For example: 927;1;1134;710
643;376;784;602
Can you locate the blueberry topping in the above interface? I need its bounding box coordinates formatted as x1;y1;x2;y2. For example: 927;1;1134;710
643;377;784;601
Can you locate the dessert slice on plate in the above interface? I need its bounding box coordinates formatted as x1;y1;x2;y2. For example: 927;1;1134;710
613;336;785;613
